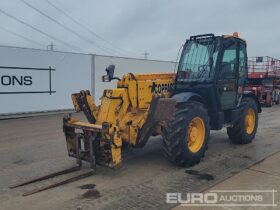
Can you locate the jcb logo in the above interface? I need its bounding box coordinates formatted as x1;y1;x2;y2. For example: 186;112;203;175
151;82;174;94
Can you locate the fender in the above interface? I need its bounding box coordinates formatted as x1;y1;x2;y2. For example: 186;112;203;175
172;92;206;104
243;91;262;113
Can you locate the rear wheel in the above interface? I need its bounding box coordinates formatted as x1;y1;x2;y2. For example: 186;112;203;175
162;101;210;166
227;97;258;144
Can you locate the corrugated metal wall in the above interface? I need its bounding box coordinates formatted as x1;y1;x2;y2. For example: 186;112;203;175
0;46;175;117
0;46;92;117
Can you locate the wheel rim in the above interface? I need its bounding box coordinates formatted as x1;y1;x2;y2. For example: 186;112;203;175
245;108;256;135
187;117;205;153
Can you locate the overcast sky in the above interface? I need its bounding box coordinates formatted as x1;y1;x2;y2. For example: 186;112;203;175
0;0;279;61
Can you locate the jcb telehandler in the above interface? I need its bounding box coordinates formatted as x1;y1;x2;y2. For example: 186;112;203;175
63;32;261;169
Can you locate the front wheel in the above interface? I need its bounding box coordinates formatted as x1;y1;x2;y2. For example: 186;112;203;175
227;97;258;144
162;101;210;166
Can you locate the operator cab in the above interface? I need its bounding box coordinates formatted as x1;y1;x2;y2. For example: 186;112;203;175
173;33;253;129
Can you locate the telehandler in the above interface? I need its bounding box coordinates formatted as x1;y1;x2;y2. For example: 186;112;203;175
63;32;261;169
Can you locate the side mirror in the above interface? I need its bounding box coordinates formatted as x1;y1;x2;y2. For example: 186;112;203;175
102;65;120;82
102;65;115;82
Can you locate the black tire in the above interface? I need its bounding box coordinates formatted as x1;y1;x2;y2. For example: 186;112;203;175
162;101;210;166
227;97;258;144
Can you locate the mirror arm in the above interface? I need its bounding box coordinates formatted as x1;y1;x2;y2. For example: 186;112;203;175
112;77;121;81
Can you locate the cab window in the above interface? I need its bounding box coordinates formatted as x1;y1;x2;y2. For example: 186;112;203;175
238;44;247;84
220;41;237;79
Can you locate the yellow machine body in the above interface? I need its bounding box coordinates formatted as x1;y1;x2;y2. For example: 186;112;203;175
63;73;176;168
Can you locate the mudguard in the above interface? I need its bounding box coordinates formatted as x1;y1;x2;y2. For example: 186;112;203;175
243;91;262;113
172;92;205;104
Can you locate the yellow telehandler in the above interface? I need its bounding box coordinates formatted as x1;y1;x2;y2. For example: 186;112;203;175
63;32;261;170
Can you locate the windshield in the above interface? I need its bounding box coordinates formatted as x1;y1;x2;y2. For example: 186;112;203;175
177;38;219;81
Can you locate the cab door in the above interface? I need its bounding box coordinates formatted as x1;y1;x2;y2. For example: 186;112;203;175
217;39;238;110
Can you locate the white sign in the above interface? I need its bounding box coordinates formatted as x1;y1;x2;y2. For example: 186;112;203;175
0;46;92;115
0;66;54;94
